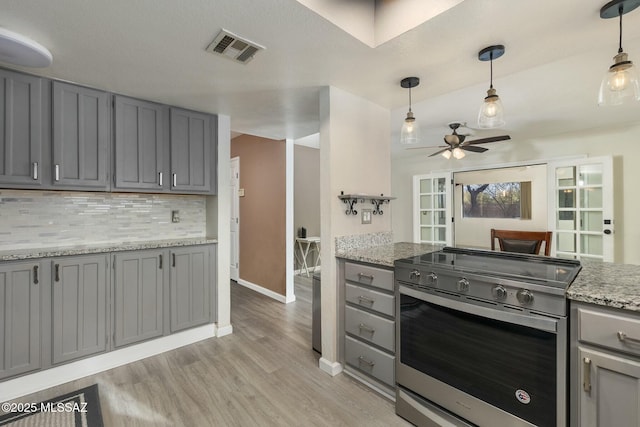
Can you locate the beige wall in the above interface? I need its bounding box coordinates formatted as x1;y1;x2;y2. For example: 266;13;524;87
294;144;320;269
391;122;640;265
231;135;286;295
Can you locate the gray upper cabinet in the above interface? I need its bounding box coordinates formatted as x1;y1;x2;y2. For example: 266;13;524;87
0;69;43;187
114;96;167;192
170;108;215;194
0;260;41;380
170;245;211;332
113;250;165;347
52;81;110;190
51;254;107;365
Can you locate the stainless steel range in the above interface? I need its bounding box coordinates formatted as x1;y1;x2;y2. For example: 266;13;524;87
394;247;581;427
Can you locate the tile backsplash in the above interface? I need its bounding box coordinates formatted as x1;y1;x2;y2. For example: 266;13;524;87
0;190;207;250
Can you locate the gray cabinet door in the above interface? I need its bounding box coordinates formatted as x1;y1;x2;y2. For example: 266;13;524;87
170;108;212;193
0;69;43;187
52;255;107;365
52;81;110;190
113;250;164;347
114;96;166;191
170;246;211;332
0;261;41;380
579;346;640;427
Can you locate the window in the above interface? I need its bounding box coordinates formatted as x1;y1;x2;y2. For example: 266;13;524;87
462;182;532;219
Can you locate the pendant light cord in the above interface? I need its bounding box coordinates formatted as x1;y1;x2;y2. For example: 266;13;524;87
408;86;412;113
490;56;494;89
618;5;624;53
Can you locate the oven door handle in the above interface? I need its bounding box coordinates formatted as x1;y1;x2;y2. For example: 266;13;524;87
400;285;558;333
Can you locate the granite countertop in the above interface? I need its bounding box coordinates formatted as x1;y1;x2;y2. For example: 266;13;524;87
0;237;218;261
567;260;640;312
335;242;442;267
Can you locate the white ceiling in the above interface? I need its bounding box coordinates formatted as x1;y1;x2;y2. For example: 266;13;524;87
2;0;640;151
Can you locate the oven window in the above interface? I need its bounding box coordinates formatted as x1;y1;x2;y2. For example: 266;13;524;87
400;294;557;427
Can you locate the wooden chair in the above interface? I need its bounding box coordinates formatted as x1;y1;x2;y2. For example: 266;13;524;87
490;229;552;256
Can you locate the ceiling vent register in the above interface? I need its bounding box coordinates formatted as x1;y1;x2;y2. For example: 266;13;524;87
206;29;264;64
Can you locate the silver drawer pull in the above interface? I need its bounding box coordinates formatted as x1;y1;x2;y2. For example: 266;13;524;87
55;164;60;181
617;331;640;345
357;295;375;306
357;272;374;281
159;172;163;186
358;355;375;368
583;357;592;394
358;323;375;334
32;162;38;180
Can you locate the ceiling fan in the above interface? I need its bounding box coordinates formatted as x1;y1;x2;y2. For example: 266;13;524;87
416;123;511;159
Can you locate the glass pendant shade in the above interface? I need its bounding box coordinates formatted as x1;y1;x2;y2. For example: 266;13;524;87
400;111;419;145
598;52;640;105
452;147;466;159
441;149;452;159
478;87;505;129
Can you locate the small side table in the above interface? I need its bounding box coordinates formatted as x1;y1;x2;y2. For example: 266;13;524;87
295;236;321;277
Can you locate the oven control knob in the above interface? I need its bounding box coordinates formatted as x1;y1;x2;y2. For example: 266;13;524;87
517;290;534;305
492;285;507;300
427;272;438;284
409;269;421;280
457;278;470;293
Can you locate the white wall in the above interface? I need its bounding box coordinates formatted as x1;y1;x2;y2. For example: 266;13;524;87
392;122;640;265
319;86;391;374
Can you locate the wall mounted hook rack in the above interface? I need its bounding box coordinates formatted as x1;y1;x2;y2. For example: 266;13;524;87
337;192;396;215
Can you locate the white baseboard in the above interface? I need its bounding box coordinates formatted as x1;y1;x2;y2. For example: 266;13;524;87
0;324;217;402
216;324;233;337
319;357;343;376
236;278;287;303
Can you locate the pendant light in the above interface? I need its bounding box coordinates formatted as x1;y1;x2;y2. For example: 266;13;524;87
400;77;420;145
477;45;506;129
598;0;640;106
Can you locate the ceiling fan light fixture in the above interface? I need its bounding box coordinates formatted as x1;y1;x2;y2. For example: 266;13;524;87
441;149;452;159
477;45;506;129
400;77;420;145
452;147;466;159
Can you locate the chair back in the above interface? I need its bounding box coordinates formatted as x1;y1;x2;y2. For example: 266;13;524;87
490;229;552;256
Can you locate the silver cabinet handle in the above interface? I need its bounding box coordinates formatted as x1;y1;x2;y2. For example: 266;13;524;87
357;355;375;368
33;266;39;285
55;264;60;282
159;254;163;269
172;173;177;187
172;253;176;267
583;357;592;394
357;272;374;281
617;331;640;345
357;295;375;306
32;162;38;180
55;164;60;181
159;172;163;186
358;323;375;334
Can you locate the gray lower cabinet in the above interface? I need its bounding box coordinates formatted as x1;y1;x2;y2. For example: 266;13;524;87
340;260;395;397
170;245;212;332
571;301;640;427
113;249;165;347
0;260;42;380
52;81;110;190
51;254;108;365
114;96;168;192
170;108;215;194
0;69;44;188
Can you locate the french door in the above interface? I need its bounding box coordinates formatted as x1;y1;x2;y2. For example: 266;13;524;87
413;172;452;245
548;156;614;262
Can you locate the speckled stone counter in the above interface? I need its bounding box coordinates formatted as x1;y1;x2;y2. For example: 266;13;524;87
567;261;640;312
0;237;218;261
335;242;442;267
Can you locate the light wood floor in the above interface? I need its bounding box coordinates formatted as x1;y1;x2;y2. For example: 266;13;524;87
8;277;411;426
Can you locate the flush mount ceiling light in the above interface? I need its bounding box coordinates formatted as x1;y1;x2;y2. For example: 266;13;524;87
598;0;640;106
477;45;506;129
0;28;52;68
400;77;420;145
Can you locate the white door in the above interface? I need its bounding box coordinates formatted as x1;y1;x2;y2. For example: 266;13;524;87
413;172;453;245
548;156;614;262
230;157;240;281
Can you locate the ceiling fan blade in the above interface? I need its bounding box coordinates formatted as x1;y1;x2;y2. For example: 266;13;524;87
406;145;449;150
429;148;451;157
461;145;488;153
464;135;511;145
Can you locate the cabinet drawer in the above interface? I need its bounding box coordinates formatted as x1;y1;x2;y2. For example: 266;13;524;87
345;305;394;352
345;336;395;387
345;283;394;317
345;262;393;292
579;308;640;357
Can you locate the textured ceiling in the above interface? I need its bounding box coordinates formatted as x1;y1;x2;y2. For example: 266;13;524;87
2;0;640;147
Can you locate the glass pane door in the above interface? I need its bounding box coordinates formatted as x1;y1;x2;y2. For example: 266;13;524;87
548;157;614;261
413;173;452;245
